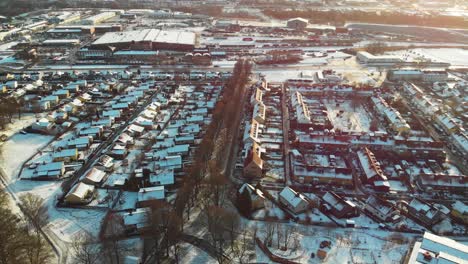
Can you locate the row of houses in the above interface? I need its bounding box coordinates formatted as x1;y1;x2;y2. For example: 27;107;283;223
243;84;267;178
21;79;121;180
63;81;161;204
371;96;410;134
291;91;311;127
287;83;374;97
402;82;468;158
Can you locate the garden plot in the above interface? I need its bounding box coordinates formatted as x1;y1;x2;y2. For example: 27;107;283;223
324;99;378;132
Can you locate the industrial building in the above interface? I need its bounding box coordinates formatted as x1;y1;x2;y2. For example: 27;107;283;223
81;12;116;25
388;68;448;82
90;29;197;51
357;51;402;64
287;18;309;29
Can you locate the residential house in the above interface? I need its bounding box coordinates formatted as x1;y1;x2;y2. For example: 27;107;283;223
417;174;467;193
67;136;92;150
291;91;312;127
451;201;468;225
371;96;410;133
65;182;95;205
252;101;266;124
356;148;390;191
137;186;165;207
155;155;182;171
149;170;175;186
279;187;309;214
23;161;65;180
435;114;463;134
52;148;78;162
321;192;359;219
243;119;261;145
243;142;264;178
405;198;448;227
82;167;107;185
79;126;103;139
97;155;114;172
364;195;401;222
31;118;54;134
238;183;266;211
123;208;150;234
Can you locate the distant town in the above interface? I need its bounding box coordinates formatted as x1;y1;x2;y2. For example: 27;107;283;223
0;0;467;264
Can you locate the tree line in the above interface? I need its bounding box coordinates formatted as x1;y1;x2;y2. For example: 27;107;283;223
263;9;468;29
0;97;22;130
0;190;54;264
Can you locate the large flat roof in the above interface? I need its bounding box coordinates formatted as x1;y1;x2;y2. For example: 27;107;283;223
92;29;196;46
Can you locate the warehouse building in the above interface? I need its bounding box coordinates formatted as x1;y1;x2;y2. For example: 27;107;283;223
287;18;309;29
357;51;402;64
81;12;116;25
90;29;197;51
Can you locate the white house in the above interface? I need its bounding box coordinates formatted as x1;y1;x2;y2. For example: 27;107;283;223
279;187;309;214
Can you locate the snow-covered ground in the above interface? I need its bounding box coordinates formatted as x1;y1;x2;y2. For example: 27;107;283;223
0;113;41;139
0;132;53;179
254;221;414;264
179;242;217;264
0;117;107;244
324;99;377;132
387;48;468;67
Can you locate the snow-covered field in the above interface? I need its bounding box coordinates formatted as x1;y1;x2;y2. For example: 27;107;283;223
0;133;53;179
387;48;468;66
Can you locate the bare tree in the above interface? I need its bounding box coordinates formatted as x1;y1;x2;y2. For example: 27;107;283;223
102;213;124;264
72;233;100;264
144;200;182;264
283;225;296;250
276;223;283;249
20;193;49;229
224;210;240;250
22;232;53;264
204;161;229;207
205;206;234;263
264;222;275;247
231;227;252;264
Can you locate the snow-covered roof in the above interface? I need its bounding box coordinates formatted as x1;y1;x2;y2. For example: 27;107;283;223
84;167;107;184
149;170;174;186
452;201;468;215
68;182;95;199
92;29;196;46
239;183;265;201
288;17;308;23
407;232;468;264
123;207;150;227
53;148;77;159
279;187;307;208
138;186;165;202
